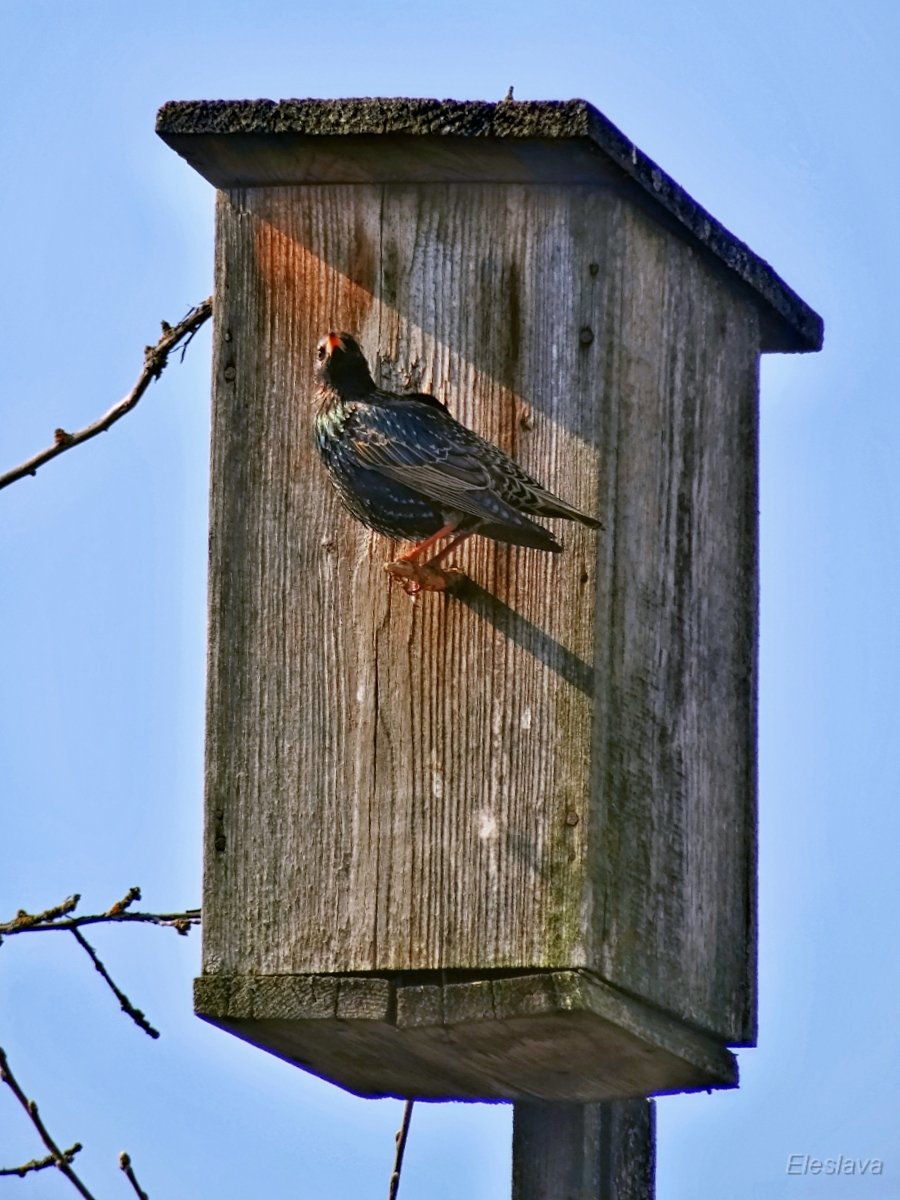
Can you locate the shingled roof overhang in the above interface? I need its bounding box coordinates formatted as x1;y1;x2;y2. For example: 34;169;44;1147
157;97;823;354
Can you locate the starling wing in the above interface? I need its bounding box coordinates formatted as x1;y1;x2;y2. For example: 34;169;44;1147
346;395;600;551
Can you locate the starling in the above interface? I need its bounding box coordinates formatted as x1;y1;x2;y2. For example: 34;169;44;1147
313;332;602;591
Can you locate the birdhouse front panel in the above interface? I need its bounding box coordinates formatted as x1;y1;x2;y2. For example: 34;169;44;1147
203;179;756;1044
204;182;603;975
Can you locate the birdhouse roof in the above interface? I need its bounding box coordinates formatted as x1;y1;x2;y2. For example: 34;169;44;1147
157;96;822;353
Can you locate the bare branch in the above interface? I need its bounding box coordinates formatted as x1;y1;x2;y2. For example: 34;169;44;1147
0;1142;82;1177
70;927;160;1039
1;889;201;939
119;1151;150;1200
0;297;213;491
4;908;202;935
387;1100;414;1200
0;1045;97;1200
1;889;200;1038
3;894;81;933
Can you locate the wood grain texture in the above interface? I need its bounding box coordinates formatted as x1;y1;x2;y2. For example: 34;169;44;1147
204;183;605;981
194;971;736;1102
202;177;759;1081
512;1099;655;1200
589;210;760;1045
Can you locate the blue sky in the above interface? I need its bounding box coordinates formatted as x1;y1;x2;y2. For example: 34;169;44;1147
1;2;898;1197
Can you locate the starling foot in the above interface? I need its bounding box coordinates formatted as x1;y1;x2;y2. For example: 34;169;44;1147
384;559;467;594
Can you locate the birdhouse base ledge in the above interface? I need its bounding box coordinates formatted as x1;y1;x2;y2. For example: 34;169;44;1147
194;969;738;1102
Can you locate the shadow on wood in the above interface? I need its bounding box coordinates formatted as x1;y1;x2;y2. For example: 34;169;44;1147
451;577;595;697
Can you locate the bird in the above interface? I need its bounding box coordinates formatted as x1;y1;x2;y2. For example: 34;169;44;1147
313;332;602;591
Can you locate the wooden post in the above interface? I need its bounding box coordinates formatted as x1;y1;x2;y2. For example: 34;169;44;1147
513;1100;655;1200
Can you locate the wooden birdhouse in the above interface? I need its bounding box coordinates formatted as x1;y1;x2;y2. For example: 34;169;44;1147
158;97;822;1102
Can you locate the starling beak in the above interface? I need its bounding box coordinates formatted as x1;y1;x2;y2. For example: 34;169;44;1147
313;332;602;591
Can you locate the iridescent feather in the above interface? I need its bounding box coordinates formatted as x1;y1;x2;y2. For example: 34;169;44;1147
313;332;602;561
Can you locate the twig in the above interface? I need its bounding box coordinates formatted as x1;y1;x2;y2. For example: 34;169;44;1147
0;1142;82;1177
1;889;200;1038
70;926;159;1039
119;1151;150;1200
387;1100;414;1200
0;297;213;491
0;1045;97;1200
2;908;201;935
106;886;142;916
1;889;201;938
3;893;82;931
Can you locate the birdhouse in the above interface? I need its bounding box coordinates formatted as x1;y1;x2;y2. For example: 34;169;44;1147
158;97;822;1102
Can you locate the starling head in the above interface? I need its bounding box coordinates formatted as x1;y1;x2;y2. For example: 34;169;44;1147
315;331;375;395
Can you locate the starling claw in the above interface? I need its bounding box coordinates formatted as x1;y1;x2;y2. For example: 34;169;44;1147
384;559;467;594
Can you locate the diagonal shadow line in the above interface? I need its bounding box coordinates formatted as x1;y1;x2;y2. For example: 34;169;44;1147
246;189;607;450
450;579;595;697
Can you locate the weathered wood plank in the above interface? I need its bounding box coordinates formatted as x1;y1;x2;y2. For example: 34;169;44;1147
512;1099;655;1200
589;206;759;1043
195;971;736;1101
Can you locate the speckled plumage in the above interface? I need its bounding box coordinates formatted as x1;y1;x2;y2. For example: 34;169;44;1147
313;332;601;558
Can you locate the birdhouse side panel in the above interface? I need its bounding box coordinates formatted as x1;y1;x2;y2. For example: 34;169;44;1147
589;206;759;1045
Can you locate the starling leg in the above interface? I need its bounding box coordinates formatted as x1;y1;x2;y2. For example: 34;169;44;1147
422;531;473;568
384;524;470;593
396;521;460;564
